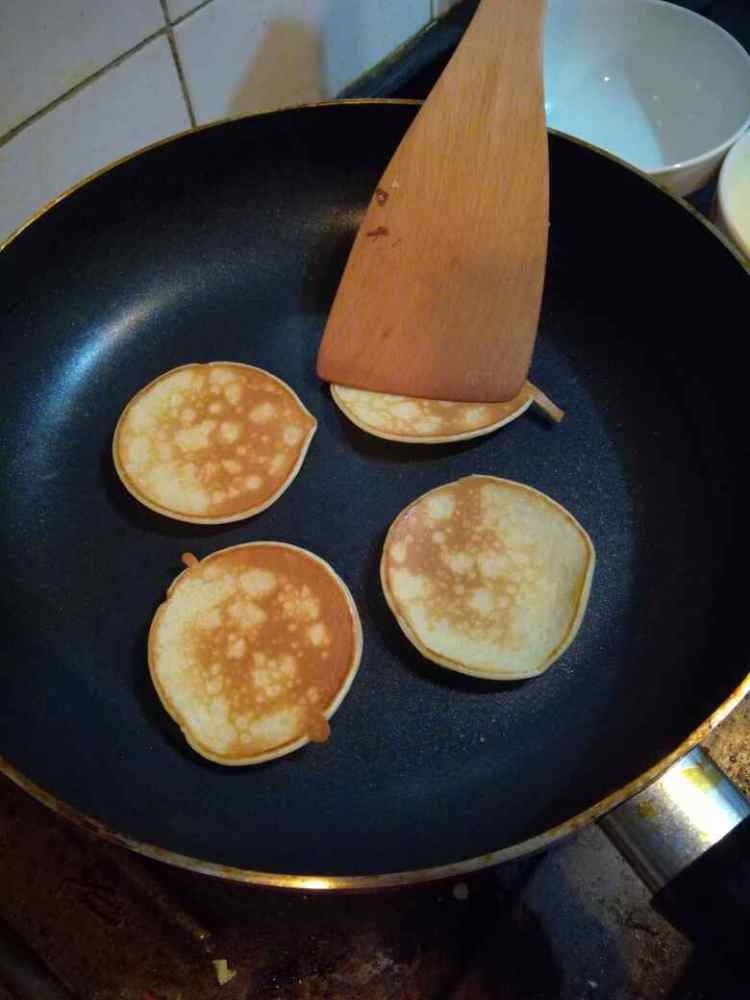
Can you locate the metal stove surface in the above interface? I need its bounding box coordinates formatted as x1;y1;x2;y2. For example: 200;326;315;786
1;693;748;999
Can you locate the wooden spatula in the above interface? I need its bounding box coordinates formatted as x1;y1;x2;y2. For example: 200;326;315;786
317;0;548;403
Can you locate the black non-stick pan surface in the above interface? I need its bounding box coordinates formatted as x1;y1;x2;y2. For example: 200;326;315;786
1;103;749;885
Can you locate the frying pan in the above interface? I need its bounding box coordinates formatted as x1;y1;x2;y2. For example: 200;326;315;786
1;102;749;901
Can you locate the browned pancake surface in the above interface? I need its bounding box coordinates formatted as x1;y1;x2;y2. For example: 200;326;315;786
381;476;594;679
149;543;362;765
113;362;316;523
330;383;534;442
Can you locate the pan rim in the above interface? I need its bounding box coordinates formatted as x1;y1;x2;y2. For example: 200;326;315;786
2;672;748;890
1;99;748;890
2;98;747;275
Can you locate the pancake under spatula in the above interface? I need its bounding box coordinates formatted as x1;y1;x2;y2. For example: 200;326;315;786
381;476;594;680
113;362;316;524
148;543;362;765
331;381;563;444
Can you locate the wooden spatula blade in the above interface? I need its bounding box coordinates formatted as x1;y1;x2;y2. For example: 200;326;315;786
317;0;548;403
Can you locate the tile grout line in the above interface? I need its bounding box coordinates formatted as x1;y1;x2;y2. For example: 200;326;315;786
159;0;198;128
0;28;168;152
0;0;436;152
171;0;218;28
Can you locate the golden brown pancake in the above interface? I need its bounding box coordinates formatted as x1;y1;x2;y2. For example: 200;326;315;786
331;382;555;443
381;476;595;680
113;362;316;523
148;543;363;765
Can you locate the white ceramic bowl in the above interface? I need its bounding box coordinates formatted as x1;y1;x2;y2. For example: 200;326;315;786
544;0;750;195
717;129;750;258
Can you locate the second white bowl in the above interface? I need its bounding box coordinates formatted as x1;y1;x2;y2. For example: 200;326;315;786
717;130;750;258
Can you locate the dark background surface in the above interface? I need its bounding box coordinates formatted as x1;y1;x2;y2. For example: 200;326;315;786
344;0;750;105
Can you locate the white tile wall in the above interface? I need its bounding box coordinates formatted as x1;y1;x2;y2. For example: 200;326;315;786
0;37;190;242
174;0;431;124
164;0;208;23
0;0;164;136
0;0;441;244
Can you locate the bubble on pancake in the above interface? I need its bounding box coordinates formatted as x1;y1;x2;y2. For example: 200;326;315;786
381;476;595;680
426;492;455;521
149;543;362;765
250;402;275;423
390;542;407;563
220;421;241;443
268;454;287;476
330;382;537;443
307;622;329;647
113;362;316;524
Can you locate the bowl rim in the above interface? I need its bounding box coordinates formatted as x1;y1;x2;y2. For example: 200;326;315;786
548;0;750;177
717;128;750;256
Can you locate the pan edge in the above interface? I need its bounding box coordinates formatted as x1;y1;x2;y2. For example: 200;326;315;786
2;99;748;890
2;669;748;891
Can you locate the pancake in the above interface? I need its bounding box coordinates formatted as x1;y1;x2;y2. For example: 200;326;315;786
331;382;563;443
113;362;316;523
148;543;362;765
381;476;595;680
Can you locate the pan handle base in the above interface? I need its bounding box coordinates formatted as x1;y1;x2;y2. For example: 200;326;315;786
600;747;750;970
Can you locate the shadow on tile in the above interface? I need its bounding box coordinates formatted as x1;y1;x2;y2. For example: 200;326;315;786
228;17;325;117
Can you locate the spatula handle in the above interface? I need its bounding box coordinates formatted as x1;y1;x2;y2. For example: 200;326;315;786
316;0;549;402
